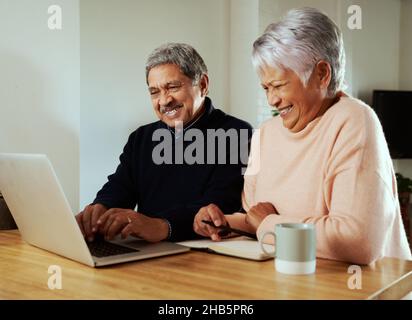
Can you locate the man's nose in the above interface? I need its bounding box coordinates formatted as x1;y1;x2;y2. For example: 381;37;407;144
159;91;173;107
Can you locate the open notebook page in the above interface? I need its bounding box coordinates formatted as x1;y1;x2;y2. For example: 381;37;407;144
177;236;275;261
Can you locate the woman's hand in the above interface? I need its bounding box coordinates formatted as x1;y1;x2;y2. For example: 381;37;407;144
193;204;229;241
245;202;277;232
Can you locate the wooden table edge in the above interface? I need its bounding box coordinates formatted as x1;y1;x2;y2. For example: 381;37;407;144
367;270;412;300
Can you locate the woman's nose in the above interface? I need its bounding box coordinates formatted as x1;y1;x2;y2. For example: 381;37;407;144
267;92;281;108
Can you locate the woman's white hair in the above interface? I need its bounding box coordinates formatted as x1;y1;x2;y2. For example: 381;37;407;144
252;7;346;96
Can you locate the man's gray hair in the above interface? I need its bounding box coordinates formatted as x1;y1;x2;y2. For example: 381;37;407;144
146;43;208;84
252;7;346;96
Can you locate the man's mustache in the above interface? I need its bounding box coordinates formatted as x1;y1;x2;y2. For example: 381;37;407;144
160;104;183;114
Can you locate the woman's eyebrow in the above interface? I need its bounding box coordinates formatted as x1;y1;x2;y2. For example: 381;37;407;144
269;79;286;85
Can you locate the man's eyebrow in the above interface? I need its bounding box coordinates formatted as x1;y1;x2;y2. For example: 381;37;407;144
165;80;183;86
148;81;183;90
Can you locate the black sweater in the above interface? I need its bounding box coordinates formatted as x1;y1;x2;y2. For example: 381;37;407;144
93;97;253;241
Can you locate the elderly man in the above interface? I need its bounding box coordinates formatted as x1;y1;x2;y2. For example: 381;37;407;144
76;43;252;243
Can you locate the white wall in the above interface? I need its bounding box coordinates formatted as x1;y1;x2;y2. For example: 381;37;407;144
399;0;412;90
229;0;261;127
79;0;231;208
0;0;80;212
388;0;412;192
347;0;401;104
396;0;412;194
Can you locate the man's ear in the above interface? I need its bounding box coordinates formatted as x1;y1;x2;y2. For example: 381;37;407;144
315;60;332;90
199;74;209;97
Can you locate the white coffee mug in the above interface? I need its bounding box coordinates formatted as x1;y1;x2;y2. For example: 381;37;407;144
259;223;316;275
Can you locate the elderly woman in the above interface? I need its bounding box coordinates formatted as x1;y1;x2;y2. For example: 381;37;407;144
193;7;412;264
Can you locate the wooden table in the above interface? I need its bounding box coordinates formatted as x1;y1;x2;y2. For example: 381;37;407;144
0;230;411;299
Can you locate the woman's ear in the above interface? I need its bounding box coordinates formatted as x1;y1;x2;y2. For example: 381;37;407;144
315;60;332;90
199;74;209;97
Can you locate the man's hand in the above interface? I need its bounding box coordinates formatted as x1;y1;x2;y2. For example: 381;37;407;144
193;204;228;241
97;208;169;243
75;203;108;241
245;202;277;232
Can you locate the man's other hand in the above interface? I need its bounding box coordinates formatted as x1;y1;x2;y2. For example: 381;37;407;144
97;208;170;243
75;203;108;241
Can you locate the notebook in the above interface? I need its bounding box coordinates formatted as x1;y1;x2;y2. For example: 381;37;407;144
0;153;189;267
177;236;275;261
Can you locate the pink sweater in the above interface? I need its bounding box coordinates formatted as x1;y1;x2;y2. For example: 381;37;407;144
235;94;412;264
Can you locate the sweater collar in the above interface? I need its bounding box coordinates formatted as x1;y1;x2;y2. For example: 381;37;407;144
279;91;347;139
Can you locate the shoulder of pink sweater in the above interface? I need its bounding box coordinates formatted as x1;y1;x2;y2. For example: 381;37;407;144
327;95;385;147
329;95;377;126
340;95;383;126
331;97;389;156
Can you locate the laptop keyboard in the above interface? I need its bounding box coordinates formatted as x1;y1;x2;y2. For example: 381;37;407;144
87;240;139;258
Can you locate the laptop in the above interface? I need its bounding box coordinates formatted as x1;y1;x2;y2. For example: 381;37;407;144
0;153;189;267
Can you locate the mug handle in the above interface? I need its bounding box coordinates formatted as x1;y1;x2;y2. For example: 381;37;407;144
259;231;276;256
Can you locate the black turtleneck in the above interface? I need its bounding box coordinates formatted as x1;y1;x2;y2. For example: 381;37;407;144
93;97;253;241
